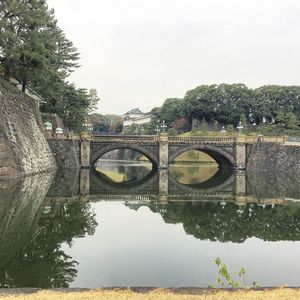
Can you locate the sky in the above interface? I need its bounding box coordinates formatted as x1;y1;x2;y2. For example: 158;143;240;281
47;0;300;115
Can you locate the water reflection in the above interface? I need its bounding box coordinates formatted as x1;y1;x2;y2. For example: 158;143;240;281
170;163;219;185
1;163;300;288
95;160;153;184
0;171;97;288
143;201;300;242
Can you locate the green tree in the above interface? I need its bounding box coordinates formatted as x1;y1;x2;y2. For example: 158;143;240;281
167;128;177;136
199;117;209;133
0;0;79;91
227;124;234;134
285;112;300;130
123;123;139;135
253;86;300;125
213;120;219;131
160;98;185;124
61;84;99;132
184;84;253;126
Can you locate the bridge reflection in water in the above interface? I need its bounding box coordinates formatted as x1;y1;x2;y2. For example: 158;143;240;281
75;165;295;206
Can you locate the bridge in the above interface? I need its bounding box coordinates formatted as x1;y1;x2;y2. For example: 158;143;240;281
77;133;287;170
45;130;288;171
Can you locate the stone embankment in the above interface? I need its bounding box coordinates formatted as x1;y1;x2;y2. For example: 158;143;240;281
247;142;300;173
0;78;56;178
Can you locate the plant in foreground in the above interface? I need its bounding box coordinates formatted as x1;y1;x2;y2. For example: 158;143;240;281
209;258;259;289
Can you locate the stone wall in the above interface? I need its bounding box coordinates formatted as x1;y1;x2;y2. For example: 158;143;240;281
0;78;56;178
47;139;80;169
247;142;300;174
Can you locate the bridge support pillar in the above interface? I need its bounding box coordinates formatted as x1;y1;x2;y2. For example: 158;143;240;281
159;133;169;169
235;170;246;204
235;136;246;170
80;133;91;168
159;169;169;203
80;168;90;196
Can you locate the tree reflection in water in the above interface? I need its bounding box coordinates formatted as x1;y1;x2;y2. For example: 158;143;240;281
0;201;97;288
146;201;300;243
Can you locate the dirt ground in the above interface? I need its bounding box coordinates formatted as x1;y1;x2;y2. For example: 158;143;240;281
0;288;299;300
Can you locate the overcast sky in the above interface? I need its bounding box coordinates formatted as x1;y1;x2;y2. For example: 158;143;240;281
47;0;300;115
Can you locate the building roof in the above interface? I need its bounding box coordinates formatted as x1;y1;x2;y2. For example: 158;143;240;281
126;108;144;115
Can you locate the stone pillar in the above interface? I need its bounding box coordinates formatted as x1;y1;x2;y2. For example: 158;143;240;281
80;133;91;168
235;135;246;170
80;168;90;195
235;170;246;204
159;168;169;203
159;133;169;169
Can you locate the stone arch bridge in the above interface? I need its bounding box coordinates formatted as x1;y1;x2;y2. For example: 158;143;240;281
81;134;250;170
46;132;287;171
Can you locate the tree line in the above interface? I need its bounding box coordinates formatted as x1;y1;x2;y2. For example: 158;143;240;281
126;83;300;135
0;0;99;132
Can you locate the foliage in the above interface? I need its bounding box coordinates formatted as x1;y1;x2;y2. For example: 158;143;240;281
123;123;140;135
60;84;100;132
160;98;185;124
90;113;123;134
226;124;234;134
0;201;97;288
199;118;209;133
184;84;253;126
167;128;177;136
148;200;300;243
0;0;99;132
179;83;300;135
212;258;257;288
213;120;219;131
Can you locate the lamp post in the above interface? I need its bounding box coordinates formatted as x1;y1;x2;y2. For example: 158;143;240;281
237;121;244;133
155;119;161;135
161;120;167;133
220;126;226;133
84;122;93;133
155;124;160;135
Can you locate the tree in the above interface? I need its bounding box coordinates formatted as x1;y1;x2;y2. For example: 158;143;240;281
88;88;100;113
0;0;79;91
285;112;300;130
184;84;253;127
213;120;219;131
160;98;185;124
199;117;209;133
227;124;234;134
61;84;99;132
252;86;300;125
240;114;249;134
167;128;177;136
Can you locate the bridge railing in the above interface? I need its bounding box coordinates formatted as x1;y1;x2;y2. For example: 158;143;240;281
168;136;236;143
47;133;288;145
92;134;158;142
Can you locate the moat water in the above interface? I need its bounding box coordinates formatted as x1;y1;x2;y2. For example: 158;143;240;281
1;160;300;288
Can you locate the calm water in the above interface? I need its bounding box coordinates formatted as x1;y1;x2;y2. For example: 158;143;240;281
1;161;300;288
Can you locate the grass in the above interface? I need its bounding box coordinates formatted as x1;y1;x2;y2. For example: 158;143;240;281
1;288;300;300
174;150;215;163
170;163;219;184
95;169;126;182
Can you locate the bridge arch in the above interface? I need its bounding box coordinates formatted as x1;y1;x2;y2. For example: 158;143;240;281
169;168;235;194
90;143;159;167
90;168;158;194
169;145;235;168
